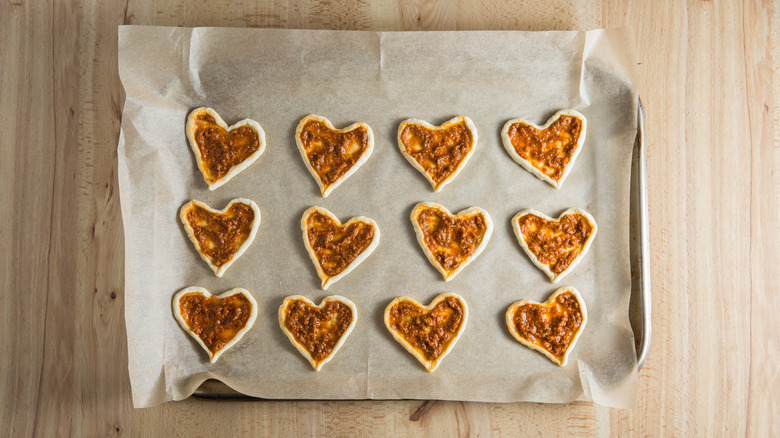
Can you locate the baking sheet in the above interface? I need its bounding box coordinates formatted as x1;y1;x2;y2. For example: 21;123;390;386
117;26;639;408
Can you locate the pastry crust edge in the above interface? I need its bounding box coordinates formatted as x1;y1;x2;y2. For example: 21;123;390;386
397;116;478;192
180;198;262;278
410;202;493;281
383;292;469;372
172;286;259;363
186;107;267;191
505;286;587;367
500;109;587;189
278;295;358;371
301;206;381;290
295;114;375;198
511;207;597;283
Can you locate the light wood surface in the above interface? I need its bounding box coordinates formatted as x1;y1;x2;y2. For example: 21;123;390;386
1;0;777;436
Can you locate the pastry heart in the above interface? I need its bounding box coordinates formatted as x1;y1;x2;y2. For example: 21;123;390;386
512;208;597;283
397;116;478;192
505;287;587;366
186;107;266;190
501;109;587;189
296;114;374;197
384;293;468;372
172;287;258;363
301;206;380;290
278;295;357;371
410;202;493;281
180;198;261;277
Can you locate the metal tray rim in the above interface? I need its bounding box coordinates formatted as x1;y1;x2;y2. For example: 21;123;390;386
634;99;652;369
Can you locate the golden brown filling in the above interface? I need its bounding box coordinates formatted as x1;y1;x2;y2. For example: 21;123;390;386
192;113;260;183
185;202;254;267
283;300;353;362
517;213;593;274
299;120;370;186
400;121;473;184
511;292;583;358
388;297;464;360
306;211;375;277
178;293;253;354
506;115;582;181
415;208;487;271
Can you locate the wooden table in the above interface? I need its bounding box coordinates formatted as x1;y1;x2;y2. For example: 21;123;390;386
1;1;776;436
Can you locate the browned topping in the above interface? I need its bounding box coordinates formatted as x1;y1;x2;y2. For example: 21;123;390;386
185;202;255;267
178;293;253;354
283;300;354;362
192;113;260;184
511;291;583;358
506;115;582;181
415;208;487;272
306;211;375;277
517;213;593;274
400;120;473;185
299;120;370;186
388;297;464;360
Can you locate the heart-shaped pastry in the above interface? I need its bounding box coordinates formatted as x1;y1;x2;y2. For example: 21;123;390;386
506;287;587;366
278;295;357;371
410;202;493;281
384;293;468;372
186;107;266;190
296;114;374;197
173;287;258;363
301;206;380;290
180;198;261;277
501;109;587;189
398;116;478;192
512;208;597;283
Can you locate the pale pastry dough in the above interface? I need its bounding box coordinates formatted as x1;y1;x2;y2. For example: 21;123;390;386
301;206;380;290
505;286;587;367
295;114;374;197
186;107;266;190
180;198;261;278
384;293;468;372
172;287;258;363
397;116;478;192
501;109;586;189
278;295;357;371
512;208;597;283
410;202;493;281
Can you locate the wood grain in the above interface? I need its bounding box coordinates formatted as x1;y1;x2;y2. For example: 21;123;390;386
1;0;776;436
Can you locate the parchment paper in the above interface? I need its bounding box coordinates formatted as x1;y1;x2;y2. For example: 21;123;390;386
117;26;639;408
